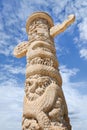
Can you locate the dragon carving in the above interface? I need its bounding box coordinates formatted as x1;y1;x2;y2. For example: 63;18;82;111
14;12;75;130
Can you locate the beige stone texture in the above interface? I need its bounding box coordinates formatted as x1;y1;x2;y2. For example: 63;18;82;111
50;14;75;37
14;12;75;130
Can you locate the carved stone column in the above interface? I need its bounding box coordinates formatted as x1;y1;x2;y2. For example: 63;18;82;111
14;12;75;130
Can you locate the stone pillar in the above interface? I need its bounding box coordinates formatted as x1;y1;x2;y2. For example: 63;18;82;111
14;12;75;130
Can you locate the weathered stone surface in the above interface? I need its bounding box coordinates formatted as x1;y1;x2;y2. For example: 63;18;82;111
14;12;75;130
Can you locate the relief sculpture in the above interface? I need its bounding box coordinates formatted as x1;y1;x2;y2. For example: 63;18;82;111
14;12;75;130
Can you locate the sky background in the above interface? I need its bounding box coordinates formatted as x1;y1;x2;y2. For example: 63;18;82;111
0;0;87;130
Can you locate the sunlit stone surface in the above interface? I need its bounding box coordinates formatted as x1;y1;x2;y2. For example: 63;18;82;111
14;12;75;130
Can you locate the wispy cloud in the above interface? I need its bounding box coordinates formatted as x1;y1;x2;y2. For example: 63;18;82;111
60;65;87;130
0;64;25;75
78;18;87;42
0;63;24;130
79;48;87;60
0;82;24;130
60;65;79;82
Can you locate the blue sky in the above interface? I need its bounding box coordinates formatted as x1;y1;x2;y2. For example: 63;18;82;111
0;0;87;130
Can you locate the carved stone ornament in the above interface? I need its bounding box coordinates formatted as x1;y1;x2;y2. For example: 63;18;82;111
14;12;75;130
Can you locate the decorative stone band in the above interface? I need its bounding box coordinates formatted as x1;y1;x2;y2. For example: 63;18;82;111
27;41;56;54
26;64;62;87
26;12;54;33
13;40;56;58
26;50;58;69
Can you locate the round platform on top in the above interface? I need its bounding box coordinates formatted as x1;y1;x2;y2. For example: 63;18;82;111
26;12;54;33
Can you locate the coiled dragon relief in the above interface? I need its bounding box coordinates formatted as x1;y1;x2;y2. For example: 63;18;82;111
14;12;75;130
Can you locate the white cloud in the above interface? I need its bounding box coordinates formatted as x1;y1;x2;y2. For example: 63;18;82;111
0;82;24;130
0;44;15;56
79;48;87;60
64;0;87;60
0;64;25;75
0;29;14;56
60;65;87;130
78;18;87;42
0;64;24;130
60;65;79;82
0;56;24;129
